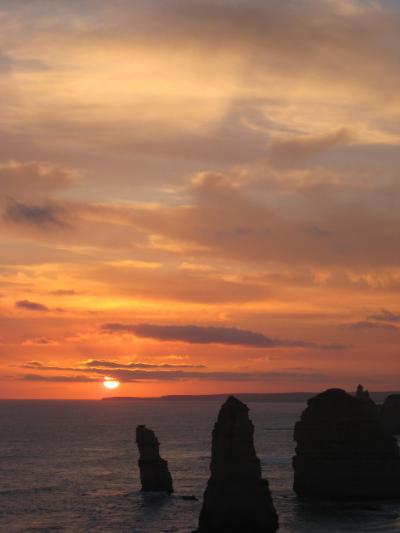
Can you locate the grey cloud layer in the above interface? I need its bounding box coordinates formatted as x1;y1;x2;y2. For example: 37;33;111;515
1;0;399;166
347;309;400;331
0;162;76;196
6;172;400;269
15;300;49;312
21;368;326;383
18;360;326;383
21;360;205;371
15;300;63;313
368;310;400;323
102;323;348;350
23;374;97;383
268;129;353;169
4;200;69;229
75;0;400;95
80;359;205;369
349;320;398;331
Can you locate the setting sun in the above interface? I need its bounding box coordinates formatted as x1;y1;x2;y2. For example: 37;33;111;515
103;377;120;390
2;0;400;401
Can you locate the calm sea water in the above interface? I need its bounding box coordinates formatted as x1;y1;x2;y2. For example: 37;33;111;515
0;400;399;533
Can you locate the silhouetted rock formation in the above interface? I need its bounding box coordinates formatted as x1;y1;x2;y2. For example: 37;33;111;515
293;388;400;500
136;425;173;494
355;384;378;414
355;384;372;402
194;396;279;533
381;394;400;435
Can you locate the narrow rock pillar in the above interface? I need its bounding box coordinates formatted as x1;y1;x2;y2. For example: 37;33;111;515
136;425;173;494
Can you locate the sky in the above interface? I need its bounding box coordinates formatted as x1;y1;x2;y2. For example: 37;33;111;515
1;0;400;398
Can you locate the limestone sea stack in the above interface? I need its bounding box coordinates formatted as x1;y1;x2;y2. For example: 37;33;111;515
136;425;173;494
293;388;400;500
195;396;279;533
355;384;373;403
381;394;400;435
354;384;378;414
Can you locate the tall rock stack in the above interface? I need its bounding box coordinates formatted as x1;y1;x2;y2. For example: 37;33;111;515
136;425;174;494
195;396;279;533
293;388;400;500
354;384;378;413
381;394;400;435
355;384;373;403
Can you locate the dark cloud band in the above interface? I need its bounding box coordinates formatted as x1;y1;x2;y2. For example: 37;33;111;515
101;322;349;350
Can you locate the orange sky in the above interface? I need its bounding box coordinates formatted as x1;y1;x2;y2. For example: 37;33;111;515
1;0;400;398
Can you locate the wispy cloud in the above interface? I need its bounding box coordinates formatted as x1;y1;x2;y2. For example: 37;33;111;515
268;128;353;168
3;199;70;230
349;320;398;331
50;289;78;296
82;359;205;369
17;359;326;383
15;300;49;312
367;309;400;323
21;368;326;383
101;323;349;350
23;374;99;383
0;161;77;196
22;338;59;346
20;359;206;371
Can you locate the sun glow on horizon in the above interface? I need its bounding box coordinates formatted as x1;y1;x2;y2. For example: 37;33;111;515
3;0;400;401
103;377;120;390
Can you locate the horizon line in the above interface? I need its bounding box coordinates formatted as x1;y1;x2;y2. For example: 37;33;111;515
1;389;400;401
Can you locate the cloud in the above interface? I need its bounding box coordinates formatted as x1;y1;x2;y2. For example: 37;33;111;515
83;0;400;109
15;300;49;312
19;360;206;371
101;323;348;350
348;320;398;331
3;199;70;230
20;368;326;383
0;161;77;197
22;361;45;368
6;169;400;272
16;359;327;383
82;359;205;369
347;310;400;330
89;257;271;303
0;0;397;170
161;167;400;267
22;338;59;346
1;0;399;395
367;309;400;323
50;289;78;296
23;374;99;383
268;129;353;168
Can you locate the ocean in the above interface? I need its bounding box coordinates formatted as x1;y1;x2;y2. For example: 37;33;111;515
1;399;399;533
